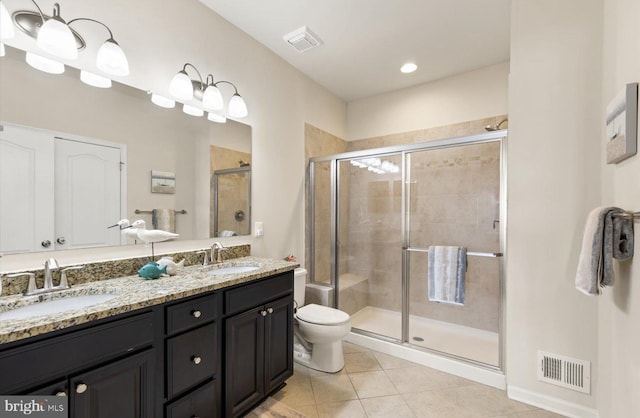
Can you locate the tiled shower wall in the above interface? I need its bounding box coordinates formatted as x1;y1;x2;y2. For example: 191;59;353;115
210;146;251;236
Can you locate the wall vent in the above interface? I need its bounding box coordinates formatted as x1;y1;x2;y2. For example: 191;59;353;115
283;26;322;53
537;351;590;394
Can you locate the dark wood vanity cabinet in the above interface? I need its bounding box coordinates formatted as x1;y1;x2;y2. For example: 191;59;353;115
223;272;294;418
0;269;294;418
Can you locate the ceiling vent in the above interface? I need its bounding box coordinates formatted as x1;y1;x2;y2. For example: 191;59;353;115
283;26;322;53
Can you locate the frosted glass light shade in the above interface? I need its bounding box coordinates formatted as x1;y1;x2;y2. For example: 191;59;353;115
96;39;129;76
0;1;15;40
80;70;112;88
400;62;417;73
228;94;248;118
169;71;194;101
202;85;224;111
207;112;226;123
151;93;175;108
37;17;77;60
0;43;5;57
183;104;204;117
26;52;64;74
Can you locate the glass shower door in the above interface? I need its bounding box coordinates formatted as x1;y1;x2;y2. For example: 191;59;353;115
405;141;503;366
336;153;404;341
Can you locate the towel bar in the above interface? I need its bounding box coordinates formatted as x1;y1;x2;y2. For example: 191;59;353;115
405;247;503;257
612;211;640;220
135;209;187;214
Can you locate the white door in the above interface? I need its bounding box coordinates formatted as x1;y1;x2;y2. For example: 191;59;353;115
0;124;55;254
54;138;122;250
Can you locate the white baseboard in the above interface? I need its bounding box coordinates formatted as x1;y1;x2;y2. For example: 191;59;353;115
345;332;506;389
507;385;599;418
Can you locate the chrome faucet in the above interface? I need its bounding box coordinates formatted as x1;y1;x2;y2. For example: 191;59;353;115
211;242;225;264
43;258;59;290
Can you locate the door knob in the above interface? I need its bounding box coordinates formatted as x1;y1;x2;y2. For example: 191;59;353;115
56;237;66;244
76;383;88;394
41;240;51;248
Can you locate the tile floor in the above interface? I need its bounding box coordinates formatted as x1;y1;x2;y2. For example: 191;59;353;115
271;342;566;418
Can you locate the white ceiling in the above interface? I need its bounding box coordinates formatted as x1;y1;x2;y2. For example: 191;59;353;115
199;0;511;102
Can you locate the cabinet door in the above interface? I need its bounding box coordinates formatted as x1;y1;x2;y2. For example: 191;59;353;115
71;349;155;418
225;305;265;418
264;296;294;394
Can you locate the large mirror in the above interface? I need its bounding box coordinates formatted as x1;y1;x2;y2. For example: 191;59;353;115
0;46;251;255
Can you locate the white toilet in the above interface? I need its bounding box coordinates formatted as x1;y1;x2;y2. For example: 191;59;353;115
293;268;351;373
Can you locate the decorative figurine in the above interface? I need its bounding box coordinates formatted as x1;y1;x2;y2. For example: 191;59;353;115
138;262;168;280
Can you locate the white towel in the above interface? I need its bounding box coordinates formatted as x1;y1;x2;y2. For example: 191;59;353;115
152;209;176;233
428;246;467;305
219;230;237;237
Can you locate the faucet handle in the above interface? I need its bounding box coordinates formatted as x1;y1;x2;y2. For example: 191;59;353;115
197;251;209;266
5;272;37;295
60;266;83;288
44;258;60;269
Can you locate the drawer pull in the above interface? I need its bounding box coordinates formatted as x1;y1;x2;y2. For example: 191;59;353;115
267;307;274;314
55;391;67;397
260;310;267;317
192;356;202;365
191;310;202;318
76;383;88;394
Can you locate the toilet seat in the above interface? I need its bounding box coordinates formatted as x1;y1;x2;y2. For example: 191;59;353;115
296;304;350;326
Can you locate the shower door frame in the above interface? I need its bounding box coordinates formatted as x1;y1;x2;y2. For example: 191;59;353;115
308;130;508;372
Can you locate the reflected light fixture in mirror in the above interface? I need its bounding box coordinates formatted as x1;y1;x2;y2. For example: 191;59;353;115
80;70;112;88
208;112;226;124
0;43;5;57
4;0;129;85
1;1;15;40
183;104;204;117
150;93;176;109
165;62;248;121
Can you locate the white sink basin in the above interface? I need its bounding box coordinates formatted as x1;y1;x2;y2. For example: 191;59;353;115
206;264;260;276
0;294;118;321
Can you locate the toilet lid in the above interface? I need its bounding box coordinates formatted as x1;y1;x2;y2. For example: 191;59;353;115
296;304;350;326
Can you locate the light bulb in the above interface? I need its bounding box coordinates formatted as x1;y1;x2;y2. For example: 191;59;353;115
150;93;175;109
183;104;203;117
207;112;226;123
202;84;224;111
37;16;77;60
80;70;112;88
96;39;129;76
26;52;65;74
228;93;248;118
169;71;194;101
400;62;417;73
0;1;15;40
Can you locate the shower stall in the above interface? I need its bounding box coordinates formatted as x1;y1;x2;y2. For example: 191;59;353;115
308;130;506;370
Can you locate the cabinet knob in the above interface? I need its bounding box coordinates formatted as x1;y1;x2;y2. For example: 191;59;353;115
56;237;66;244
41;240;51;248
267;307;274;314
55;391;67;397
192;356;202;365
260;310;267;317
191;310;202;318
76;383;88;394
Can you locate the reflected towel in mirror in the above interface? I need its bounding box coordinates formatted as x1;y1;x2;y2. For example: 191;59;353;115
152;209;176;233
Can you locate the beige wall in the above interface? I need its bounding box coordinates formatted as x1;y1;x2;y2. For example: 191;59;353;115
507;0;602;410
1;0;346;270
599;0;640;416
347;62;509;140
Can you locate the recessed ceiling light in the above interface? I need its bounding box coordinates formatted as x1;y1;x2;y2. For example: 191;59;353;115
400;63;417;73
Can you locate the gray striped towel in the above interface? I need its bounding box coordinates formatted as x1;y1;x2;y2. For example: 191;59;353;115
428;246;467;305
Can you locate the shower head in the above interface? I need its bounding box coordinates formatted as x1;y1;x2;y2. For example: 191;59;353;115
485;118;508;131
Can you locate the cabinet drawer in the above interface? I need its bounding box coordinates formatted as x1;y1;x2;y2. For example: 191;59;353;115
167;323;217;398
166;292;218;335
166;380;217;418
224;272;293;316
0;312;154;394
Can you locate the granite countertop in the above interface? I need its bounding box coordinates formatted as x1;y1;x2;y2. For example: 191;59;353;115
0;256;299;345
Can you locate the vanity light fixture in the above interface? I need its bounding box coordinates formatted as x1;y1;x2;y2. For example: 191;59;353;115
150;93;176;109
25;51;64;74
207;112;227;124
80;70;111;88
182;104;204;117
166;62;248;120
0;1;15;40
9;0;129;77
0;43;5;57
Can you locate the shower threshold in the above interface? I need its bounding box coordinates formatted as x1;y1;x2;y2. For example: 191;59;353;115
349;306;499;366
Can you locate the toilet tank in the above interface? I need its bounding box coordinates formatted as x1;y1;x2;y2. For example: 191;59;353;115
294;268;307;307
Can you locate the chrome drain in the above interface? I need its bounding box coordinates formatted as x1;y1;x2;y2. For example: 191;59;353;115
412;336;424;342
